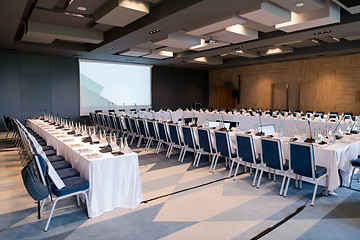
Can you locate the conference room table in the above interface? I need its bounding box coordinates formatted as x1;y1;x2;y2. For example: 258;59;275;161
26;119;143;218
138;110;353;137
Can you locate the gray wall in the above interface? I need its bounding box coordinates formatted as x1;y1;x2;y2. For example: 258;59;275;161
152;66;209;110
0;53;209;131
0;53;79;130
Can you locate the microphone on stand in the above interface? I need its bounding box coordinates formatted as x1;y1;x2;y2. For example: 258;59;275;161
255;116;265;136
134;103;137;112
350;116;359;134
169;111;173;123
334;115;345;132
219;114;227;131
304;120;315;143
123;102;126;112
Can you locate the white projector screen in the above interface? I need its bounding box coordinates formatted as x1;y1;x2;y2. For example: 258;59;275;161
79;59;152;116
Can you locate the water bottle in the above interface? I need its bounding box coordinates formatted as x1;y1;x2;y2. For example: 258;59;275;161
302;128;307;141
279;126;283;137
236;122;240;131
120;137;124;150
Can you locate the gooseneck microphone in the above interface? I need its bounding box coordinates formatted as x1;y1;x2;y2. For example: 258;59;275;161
304;120;315;143
255;116;265;136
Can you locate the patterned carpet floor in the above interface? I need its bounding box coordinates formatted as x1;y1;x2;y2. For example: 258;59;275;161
1;133;360;240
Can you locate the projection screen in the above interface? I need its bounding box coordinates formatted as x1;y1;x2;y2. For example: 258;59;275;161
79;59;152;116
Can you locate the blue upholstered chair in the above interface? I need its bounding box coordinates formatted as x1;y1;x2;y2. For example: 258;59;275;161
136;119;150;148
33;154;89;231
211;131;235;174
350;158;360;188
234;134;261;185
258;138;289;195
284;142;328;206
179;126;198;163
156;122;171;155
194;128;215;168
167;124;184;160
145;120;159;151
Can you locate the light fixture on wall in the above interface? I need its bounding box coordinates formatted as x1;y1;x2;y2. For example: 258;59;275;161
295;2;304;7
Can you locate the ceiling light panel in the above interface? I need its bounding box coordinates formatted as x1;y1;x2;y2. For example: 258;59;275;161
332;0;360;14
190;39;229;51
22;21;103;44
259;46;293;56
186;13;246;36
230;49;259;58
270;0;325;14
94;0;149;27
275;0;340;32
240;2;291;26
119;47;150;57
142;50;173;59
204;24;258;44
153;33;201;49
187;57;223;65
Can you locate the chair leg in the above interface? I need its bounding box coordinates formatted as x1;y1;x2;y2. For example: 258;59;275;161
178;148;185;162
256;169;264;188
252;168;259;187
76;195;80;207
283;174;292;197
40;197;47;215
44;198;60;232
311;180;319;206
209;154;218;173
299;176;303;189
212;155;220;173
193;151;199;167
350;167;356;188
228;159;235;179
279;175;287;196
196;152;203;167
233;162;240;181
83;192;91;219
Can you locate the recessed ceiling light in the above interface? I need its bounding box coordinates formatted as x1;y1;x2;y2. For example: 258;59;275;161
295;2;304;7
332;36;340;42
220;53;228;57
77;6;87;11
311;38;319;44
149;29;161;34
314;30;331;35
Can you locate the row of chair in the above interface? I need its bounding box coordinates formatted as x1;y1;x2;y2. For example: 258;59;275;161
90;112;329;205
12;118;90;231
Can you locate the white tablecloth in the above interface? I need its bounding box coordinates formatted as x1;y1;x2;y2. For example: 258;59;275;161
137;111;351;138
27;119;143;218
224;131;359;192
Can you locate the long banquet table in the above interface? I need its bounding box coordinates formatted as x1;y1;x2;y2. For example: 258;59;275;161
27;119;143;218
137;110;353;137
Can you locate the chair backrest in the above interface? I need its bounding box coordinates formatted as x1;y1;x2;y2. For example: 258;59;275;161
114;116;124;131
168;124;181;145
96;113;104;127
214;131;232;158
2;115;11;131
261;138;285;171
197;128;212;153
157;122;168;142
124;117;132;132
103;115;110;128
129;118;139;134
289;142;315;179
137;119;147;136
147;121;158;139
182;126;195;149
236;134;256;164
107;115;115;129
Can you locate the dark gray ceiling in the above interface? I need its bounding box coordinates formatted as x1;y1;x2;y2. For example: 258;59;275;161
1;0;360;69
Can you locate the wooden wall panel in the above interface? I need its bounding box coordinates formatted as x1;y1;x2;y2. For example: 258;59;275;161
209;53;360;114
